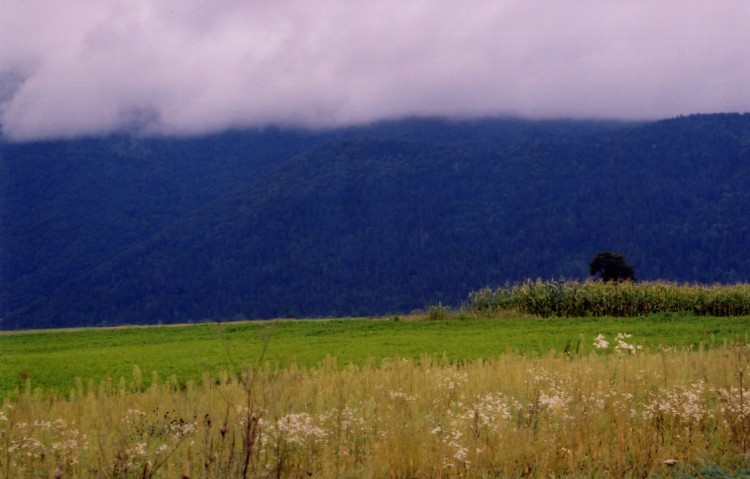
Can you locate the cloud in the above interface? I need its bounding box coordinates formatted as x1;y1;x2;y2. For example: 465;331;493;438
1;0;749;140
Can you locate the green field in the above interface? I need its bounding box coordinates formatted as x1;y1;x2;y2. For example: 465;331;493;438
2;312;748;396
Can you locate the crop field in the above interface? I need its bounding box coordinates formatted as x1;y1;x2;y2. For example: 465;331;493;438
1;312;750;477
470;280;750;317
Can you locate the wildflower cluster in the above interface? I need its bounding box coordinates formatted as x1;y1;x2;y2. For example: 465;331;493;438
471;393;513;434
112;407;199;475
593;333;642;354
593;334;609;349
438;370;470;392
388;389;418;401
234;404;267;437
274;412;327;446
526;367;574;422
643;382;713;426
0;404;12;426
716;385;750;448
4;417;88;475
432;393;513;468
432;421;470;467
717;386;750;420
614;333;643;354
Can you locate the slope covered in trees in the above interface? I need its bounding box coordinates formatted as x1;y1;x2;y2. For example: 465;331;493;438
1;114;748;328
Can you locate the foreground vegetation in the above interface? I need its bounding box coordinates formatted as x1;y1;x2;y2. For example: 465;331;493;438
2;308;750;477
470;280;750;317
1;339;749;478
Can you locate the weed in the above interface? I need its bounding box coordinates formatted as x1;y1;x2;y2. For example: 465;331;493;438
428;303;450;321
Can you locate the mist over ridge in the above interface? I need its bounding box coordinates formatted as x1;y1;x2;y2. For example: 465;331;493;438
2;1;750;141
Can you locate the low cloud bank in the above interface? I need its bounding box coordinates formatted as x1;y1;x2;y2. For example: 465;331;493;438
1;0;749;140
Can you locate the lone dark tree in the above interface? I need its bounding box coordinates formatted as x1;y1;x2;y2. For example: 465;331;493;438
589;252;635;282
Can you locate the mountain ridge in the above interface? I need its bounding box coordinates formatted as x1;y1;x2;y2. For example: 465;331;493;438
2;114;749;329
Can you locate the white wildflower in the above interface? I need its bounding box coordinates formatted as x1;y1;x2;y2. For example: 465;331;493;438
614;333;642;355
51;428;83;466
10;436;47;458
539;390;570;413
439;371;469;391
276;413;327;445
717;386;750;419
452;442;469;463
644;382;711;424
130;442;147;458
169;420;198;438
388;389;417;401
469;393;512;433
593;334;609;349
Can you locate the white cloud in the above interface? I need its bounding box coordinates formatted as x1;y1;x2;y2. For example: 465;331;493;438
1;0;749;140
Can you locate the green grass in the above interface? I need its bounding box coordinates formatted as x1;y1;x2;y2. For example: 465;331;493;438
1;312;749;396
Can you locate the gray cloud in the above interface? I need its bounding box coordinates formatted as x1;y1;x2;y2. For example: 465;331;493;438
1;0;749;140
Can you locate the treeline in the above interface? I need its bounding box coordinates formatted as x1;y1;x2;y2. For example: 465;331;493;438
469;280;750;317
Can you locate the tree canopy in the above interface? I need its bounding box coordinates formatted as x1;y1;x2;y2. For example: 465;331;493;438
589;252;636;282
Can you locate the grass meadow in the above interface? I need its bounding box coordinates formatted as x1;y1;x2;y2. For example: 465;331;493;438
1;312;750;477
2;313;748;395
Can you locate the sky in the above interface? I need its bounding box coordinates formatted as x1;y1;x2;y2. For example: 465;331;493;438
1;0;749;141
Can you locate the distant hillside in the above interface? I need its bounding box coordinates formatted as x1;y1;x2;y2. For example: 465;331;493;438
2;114;749;329
0;129;333;322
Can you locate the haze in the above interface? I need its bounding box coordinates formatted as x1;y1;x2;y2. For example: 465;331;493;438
1;0;749;141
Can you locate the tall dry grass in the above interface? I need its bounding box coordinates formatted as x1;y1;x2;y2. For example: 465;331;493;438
470;280;750;317
1;340;749;478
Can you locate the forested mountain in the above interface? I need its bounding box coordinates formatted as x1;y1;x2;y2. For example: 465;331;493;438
1;114;748;329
